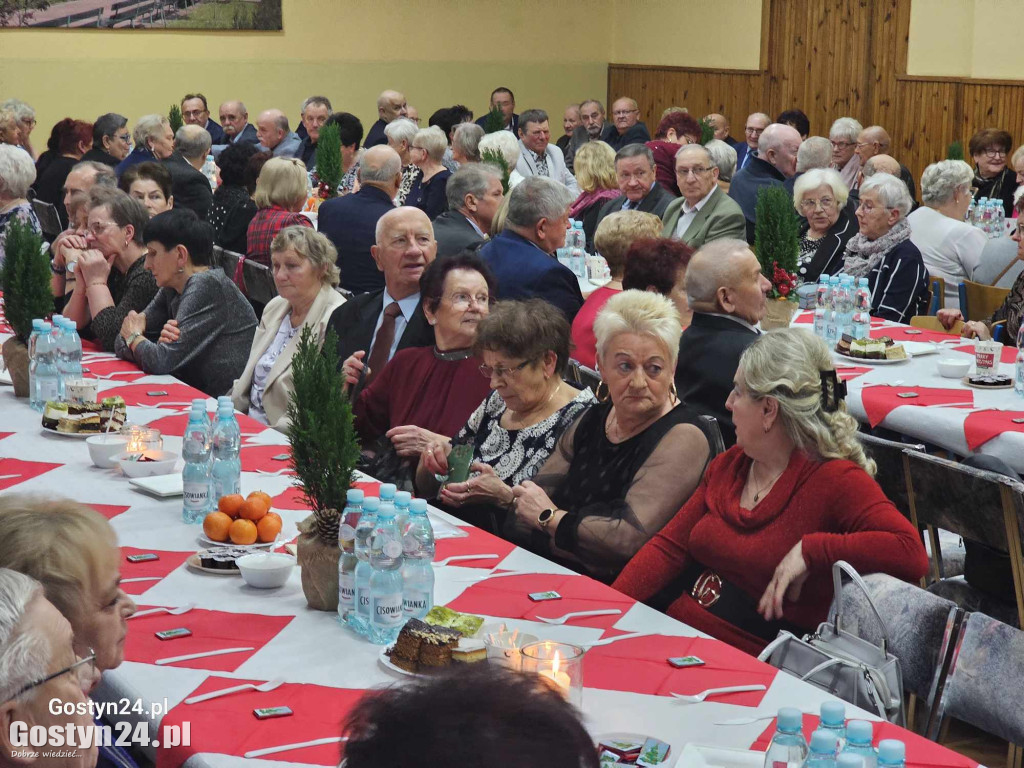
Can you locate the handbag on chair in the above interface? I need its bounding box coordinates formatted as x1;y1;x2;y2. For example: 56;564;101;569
757;560;906;725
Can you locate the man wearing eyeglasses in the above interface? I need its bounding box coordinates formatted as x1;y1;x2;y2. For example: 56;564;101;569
81;114;130;169
180;93;225;145
734;112;771;172
600;97;651;151
828;116;863;189
852;125;917;201
0;569;98;768
661;144;746;249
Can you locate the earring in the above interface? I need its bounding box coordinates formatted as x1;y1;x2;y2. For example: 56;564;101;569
177;267;185;273
669;382;679;403
595;381;610;403
124;239;129;247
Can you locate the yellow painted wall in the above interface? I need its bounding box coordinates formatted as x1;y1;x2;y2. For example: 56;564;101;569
908;0;1024;79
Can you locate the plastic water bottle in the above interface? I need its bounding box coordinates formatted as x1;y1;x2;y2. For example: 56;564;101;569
841;721;877;768
852;277;872;339
367;505;405;645
824;275;841;347
974;197;988;228
837;755;865;768
48;318;66;399
378;483;396;518
813;274;831;338
876;740;905;768
27;319;46;411
349;496;379;635
337;489;364;624
1015;324;1024;397
181;404;213;523
56;318;82;394
33;323;60;410
965;198;975;223
210;403;241;500
805;729;838;768
819;701;847;753
762;707;808;768
201;154;218;190
394;491;411;532
836;277;854;340
401;498;435;620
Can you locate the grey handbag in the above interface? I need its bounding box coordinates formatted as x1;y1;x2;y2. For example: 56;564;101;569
757;560;906;725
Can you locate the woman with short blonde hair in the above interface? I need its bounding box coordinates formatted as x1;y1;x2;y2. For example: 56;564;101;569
407;125;452;219
568;140;619;251
246;157;313;266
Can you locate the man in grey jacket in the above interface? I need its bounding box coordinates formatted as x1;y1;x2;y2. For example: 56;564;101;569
514;109;580;197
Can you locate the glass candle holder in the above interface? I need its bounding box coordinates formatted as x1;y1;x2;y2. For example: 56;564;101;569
480;624;538;670
123;425;162;455
520;640;584;708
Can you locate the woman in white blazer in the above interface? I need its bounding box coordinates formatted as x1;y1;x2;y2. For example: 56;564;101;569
231;226;345;429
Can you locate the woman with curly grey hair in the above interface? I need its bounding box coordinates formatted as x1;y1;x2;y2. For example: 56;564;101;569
614;328;928;655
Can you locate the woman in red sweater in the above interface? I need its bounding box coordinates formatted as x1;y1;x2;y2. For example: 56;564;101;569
612;328;928;655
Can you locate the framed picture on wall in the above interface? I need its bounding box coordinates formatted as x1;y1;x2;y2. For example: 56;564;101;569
0;0;282;30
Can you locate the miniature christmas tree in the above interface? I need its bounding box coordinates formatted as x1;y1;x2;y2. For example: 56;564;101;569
315;123;342;200
0;218;49;344
483;105;505;134
168;104;183;134
698;117;715;146
947;141;964;161
481;148;510;194
754;185;800;300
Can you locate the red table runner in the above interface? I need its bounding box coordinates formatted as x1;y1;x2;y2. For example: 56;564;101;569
434;526;516;568
963;409;1024;451
119;548;192;595
101;383;207;408
0;457;63;491
860;386;974;427
953;344;1017;365
82;357;148;382
240;444;295;474
90;504;131;520
871;326;959;344
836;366;872;381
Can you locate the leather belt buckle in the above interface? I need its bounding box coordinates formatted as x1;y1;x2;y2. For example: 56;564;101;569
692;570;722;608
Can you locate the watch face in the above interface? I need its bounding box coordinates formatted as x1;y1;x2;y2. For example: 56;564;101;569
539;508;554;524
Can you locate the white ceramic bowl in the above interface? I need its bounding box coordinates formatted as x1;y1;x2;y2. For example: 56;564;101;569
86;434;130;468
116;450;178;478
235;552;296;588
936;358;972;378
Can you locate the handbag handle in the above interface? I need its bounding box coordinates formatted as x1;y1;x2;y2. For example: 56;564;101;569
830;560;892;657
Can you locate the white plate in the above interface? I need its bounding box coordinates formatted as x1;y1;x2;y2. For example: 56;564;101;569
595;732;678;768
41;425;94;438
677;744;763;768
128;474;183;497
901;341;941;357
197;532;273;549
834;350;912;365
185;553;242;576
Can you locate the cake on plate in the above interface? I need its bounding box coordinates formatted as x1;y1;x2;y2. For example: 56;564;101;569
42;401;67;430
100;396;127;432
387;618;461;673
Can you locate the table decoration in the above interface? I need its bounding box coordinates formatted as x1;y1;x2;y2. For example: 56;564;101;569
521;640;584;707
754;186;799;330
0;219;49;396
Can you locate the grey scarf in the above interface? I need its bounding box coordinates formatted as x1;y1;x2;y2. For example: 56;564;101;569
841;217;911;278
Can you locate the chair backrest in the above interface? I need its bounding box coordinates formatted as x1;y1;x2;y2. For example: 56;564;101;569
928;276;945;314
210;245;225;272
698;415;725;459
243;259;278;306
909;315;963;335
959;279;1009;322
856;432;924;521
218;249;241;280
564;359;601;395
30;199;62;240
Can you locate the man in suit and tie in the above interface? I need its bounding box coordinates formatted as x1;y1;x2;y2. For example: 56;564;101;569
514;109;580;196
593;144;674;231
181;93;225;145
256;109;302;159
328;206;437;396
474;87;519;134
162;125;213;220
478;176;583;321
218;101;258;146
734;112;771;173
432;164;504;258
661;144;746;248
675;239;771;447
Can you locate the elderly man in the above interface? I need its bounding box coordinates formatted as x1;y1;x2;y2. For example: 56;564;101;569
514;109;580;196
181;93;225;145
327;206;437;392
601;97;651;151
782;135;833;195
478;176;582;320
661;144;746;248
729;123;802;243
594;144;673;229
218;101;257;145
49;161;116;303
853;124;917;199
0;568;98;768
735;112;771;171
364;90;409;149
452;123;484;165
557;104;581;154
406;105;420;126
256;109;301;158
296;95;332;168
432;164;504;258
319;145;403;294
829;116;863;189
163;125;213;219
81;113;130;168
849;153;902;207
705;113;742;150
565;98;607;172
474;87;518;134
675;239;770;447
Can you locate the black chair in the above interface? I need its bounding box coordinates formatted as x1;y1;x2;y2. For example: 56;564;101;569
565;358;601;395
218;249;241;281
31;199;62;242
697;415;725;459
242;259;278;307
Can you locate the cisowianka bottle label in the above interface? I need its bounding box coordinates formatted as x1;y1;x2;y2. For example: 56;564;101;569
182;483;209;510
338;573;355;609
402;591;431;617
373;594;403;626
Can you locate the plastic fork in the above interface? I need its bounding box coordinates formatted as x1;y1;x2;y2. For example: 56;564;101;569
535;609;623;625
671;685;767;703
582;632;651;648
434;554;499;567
127;603;195;620
185;677;284;705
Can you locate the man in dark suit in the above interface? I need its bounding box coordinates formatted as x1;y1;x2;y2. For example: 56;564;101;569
432;164;504;258
675;239;771;447
296;95;332;169
729;123;802;243
327;206;437;397
181;93;226;145
474;87;519;134
733;112;771;173
162;125;213;220
600;97;651;151
218;101;258;146
478;176;583;321
593;144;674;231
705;112;744;151
363;90;409;149
318;145;402;295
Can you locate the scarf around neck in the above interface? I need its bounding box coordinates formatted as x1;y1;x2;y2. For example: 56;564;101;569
841;217;911;278
569;187;621;219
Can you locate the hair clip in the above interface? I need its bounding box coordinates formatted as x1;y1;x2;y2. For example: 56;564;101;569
819;369;847;413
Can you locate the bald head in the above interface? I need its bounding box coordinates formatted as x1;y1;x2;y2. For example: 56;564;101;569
705;113;730;141
863;153;900;178
758;123;802;178
612;97;640;134
359;145;403;196
686;239;769;324
256;109;290;150
372;206;437;299
855;125;891;164
377;90;408;123
174;123;211;165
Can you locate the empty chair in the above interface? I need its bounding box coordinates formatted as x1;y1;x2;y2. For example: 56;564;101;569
910;314;963;335
958;279;1010;322
243;258;278;307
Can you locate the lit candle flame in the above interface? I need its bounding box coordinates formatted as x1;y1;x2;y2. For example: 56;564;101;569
552;650;561;675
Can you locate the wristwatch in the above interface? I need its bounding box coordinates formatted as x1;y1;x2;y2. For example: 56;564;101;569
538;508;557;529
125;332;142;348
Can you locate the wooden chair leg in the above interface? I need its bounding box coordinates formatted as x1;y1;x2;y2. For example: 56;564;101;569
906;693;918;733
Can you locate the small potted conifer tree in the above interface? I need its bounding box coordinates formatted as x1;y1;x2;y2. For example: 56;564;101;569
168;104;183;134
313;123;342;207
754;185;800;330
1;219;51;396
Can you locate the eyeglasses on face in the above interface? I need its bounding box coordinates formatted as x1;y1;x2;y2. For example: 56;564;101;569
446;292;490;309
7;649;96;701
983;148;1007;158
478;359;532;380
746;127;766;136
799;196;836;211
676;166;713;178
830;140;855;149
182;110;206;119
613;109;638;117
87;220;119;236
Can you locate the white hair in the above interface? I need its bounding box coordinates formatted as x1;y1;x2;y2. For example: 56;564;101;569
0;569;49;704
920;159;974;206
478;130;521;171
792;168;849;212
413;126;448;163
0;143;37;199
132;114;169;148
829;117;863;143
593;289;682;368
505;176;574;230
796;136;832;172
452;123;484;163
703;139;737;181
0;99;34;124
384;118;417;148
860;172;913;219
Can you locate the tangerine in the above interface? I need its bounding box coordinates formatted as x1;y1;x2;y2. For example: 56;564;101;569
203;512;233;542
257;512;283;543
218;494;245;518
228;518;258;545
247;490;273;508
239;496;270;521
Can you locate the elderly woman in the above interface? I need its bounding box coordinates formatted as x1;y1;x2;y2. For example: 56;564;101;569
841;173;929;323
59;187;158;351
118;161;173;217
568;140;619;251
231;227;345;428
829;117;863;189
384;117;422;206
613;329;929;654
114;114;174;178
647;111;701;197
0;144;41;266
970;128;1016;217
509;290;712;583
570;210;662;368
209;142;259;254
418;299;594;531
1;98;36;156
246;156;313;266
705;139;738;193
82;113;130;168
793;167;857;283
908;160;986;311
116;209;257;396
478;129;525;189
406;126;452;219
34;118;92;229
347;252;496;488
622;237;694;326
0;108;21;148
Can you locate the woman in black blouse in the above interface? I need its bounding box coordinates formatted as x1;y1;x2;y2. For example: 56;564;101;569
970;129;1017;217
208;142;260;255
509;290;711;583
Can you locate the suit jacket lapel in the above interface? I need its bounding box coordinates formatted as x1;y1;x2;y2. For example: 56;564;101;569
682;188;719;242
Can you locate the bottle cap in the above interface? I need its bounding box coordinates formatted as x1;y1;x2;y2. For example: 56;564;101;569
362;497;380;511
819;274;830;282
217;395;232;405
192;398;207;409
379;483;396;499
346;488;364;504
776;707;802;731
877;739;905;764
820;700;846;725
410;498;428;514
845;719;872;744
32;319;45;329
837;755;864;768
52;314;65;324
810;730;837;753
40;322;51;331
395;491;411;505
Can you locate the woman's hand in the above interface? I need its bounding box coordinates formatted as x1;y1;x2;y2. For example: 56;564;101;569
420;440;451;477
341;350;367;389
440;462;513;508
757;542;810;622
511;480;556;531
51;232;89;268
158;319;180;345
386;425;446;458
77;249;112;287
937;308;963;331
961;320;992;340
119;311;146;341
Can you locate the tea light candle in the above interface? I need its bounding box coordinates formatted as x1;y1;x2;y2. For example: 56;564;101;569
538;651;571;698
520;640;584;707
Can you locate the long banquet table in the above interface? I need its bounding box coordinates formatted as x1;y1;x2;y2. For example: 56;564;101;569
0;316;981;768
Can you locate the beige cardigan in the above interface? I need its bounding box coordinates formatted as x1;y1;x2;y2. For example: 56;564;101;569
230;284;346;430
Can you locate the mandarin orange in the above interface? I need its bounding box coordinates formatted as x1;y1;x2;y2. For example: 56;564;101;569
256;512;283;543
238;496;270;521
203;512;233;542
218;494;245;518
247;490;273;508
228;518;258;545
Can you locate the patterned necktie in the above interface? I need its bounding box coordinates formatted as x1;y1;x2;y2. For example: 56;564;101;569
366;302;402;386
534;151;550;177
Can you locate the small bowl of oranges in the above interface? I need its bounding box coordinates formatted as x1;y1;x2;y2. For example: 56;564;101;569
202;491;283;548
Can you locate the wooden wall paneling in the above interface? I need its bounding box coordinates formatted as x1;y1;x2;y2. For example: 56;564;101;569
960;83;1024;150
890;79;961;185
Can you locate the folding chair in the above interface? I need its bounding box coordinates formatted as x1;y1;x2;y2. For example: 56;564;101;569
697;415;725;459
910;315;962;335
31;199;63;241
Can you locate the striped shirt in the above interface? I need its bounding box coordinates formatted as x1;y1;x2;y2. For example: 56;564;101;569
866;239;930;323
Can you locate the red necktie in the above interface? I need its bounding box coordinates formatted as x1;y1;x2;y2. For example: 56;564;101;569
365;302;402;385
